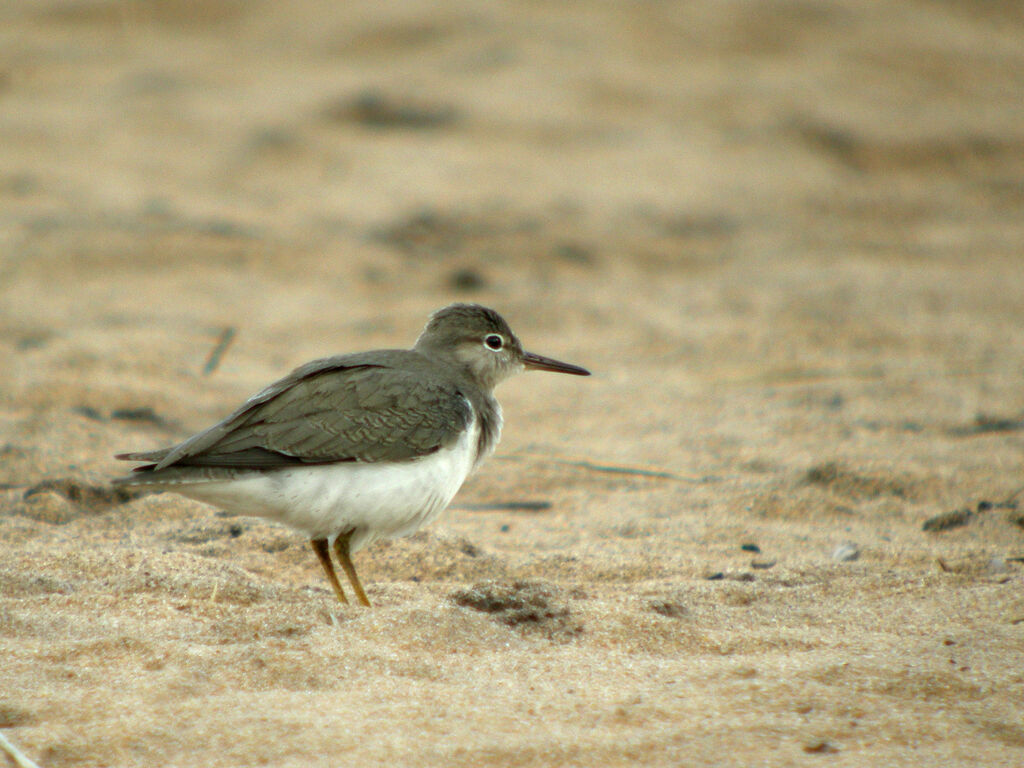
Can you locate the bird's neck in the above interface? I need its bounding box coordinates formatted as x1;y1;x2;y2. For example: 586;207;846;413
471;392;503;467
412;346;503;464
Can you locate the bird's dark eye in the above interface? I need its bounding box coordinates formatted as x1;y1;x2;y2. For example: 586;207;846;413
484;334;504;350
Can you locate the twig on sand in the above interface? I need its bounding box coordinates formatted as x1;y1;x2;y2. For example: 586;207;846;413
1000;483;1024;507
202;326;237;376
498;454;695;481
456;501;552;512
0;731;41;768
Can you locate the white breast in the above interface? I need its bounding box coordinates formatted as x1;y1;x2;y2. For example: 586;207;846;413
174;420;483;553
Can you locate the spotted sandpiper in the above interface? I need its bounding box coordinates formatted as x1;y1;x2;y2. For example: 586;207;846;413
114;304;590;607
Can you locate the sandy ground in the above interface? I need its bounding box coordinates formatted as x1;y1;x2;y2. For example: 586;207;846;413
2;1;1024;766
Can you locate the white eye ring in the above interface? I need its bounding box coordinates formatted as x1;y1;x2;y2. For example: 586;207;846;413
484;334;504;351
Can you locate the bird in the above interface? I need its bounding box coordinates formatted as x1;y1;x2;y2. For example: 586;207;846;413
113;303;590;607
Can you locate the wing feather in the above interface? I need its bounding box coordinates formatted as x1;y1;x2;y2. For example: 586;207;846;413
118;353;473;473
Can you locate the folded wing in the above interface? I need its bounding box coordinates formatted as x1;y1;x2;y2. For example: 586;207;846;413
116;354;473;475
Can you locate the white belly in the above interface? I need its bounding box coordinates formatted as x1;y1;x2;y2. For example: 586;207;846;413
173;423;481;552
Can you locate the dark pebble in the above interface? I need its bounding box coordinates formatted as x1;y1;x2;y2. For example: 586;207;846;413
649;599;688;619
803;740;839;754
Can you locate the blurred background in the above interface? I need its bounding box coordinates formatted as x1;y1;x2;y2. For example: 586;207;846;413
3;0;1022;476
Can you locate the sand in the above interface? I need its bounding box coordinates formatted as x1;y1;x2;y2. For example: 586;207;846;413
2;1;1023;766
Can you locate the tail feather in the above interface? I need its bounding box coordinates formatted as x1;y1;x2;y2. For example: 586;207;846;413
114;447;175;486
112;466;236;487
115;449;172;464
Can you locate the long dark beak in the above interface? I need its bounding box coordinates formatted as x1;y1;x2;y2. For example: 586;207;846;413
522;351;591;376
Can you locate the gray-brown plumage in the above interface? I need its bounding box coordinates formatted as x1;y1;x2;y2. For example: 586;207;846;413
115;304;589;607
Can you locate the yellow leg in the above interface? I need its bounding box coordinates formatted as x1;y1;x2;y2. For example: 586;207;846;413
334;531;371;607
310;538;348;604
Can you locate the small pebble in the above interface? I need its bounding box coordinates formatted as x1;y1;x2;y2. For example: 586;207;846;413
649;599;688;619
832;542;860;562
987;557;1009;575
803;739;839;754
